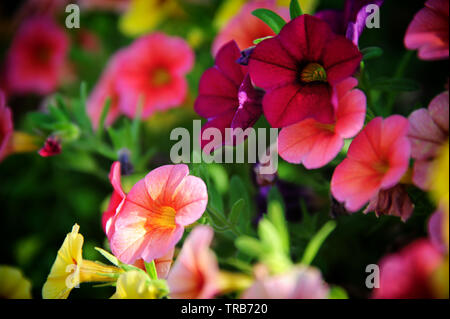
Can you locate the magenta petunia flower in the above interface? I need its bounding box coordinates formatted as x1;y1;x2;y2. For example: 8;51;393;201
167;226;219;299
331;116;411;212
38;136;61;157
5;16;69;95
195;41;263;150
408;91;449;190
114;33;194;119
107;164;208;264
404;0;449;61
248;15;362;128
316;0;384;46
0;91;13;162
278;77;366;169
372;239;443;299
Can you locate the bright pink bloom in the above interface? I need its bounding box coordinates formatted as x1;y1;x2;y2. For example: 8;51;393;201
195;41;263;150
241;266;329;299
278;77;366;169
372;239;443;299
107;164;208;264
331;116;411;212
0;91;13;162
5;16;69;95
248;14;362;128
404;0;449;61
38;136;61;157
408;91;449;189
114;33;194;119
363;185;414;221
212;0;288;56
167;226;219;299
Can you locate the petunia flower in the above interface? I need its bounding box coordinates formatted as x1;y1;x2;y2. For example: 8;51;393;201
42;224;122;299
195;41;263;150
408;91;449;190
331;115;411;212
38;136;62;157
5;16;69;95
111;270;168;299
212;0;289;56
107;164;208;265
372;239;443;299
241;265;329;299
316;0;384;45
167;226;219;299
248;15;362;128
404;0;449;61
278;77;366;169
0;265;32;299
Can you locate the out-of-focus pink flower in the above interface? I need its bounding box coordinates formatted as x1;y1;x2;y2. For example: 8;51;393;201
428;210;448;253
408;91;449;190
167;226;219;299
115;33;194;119
0;92;13;162
331;116;411;212
248;15;362;128
76;29;102;54
212;0;288;56
363;184;414;221
194;41;263;151
241;266;329;299
278;77;366;169
107;164;208;264
38;136;61;157
373;239;443;299
404;0;449;61
5;16;69;95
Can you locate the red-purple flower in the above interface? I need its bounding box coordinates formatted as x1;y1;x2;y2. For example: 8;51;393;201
194;41;263;150
248;15;362;128
38;136;61;157
0;92;13;162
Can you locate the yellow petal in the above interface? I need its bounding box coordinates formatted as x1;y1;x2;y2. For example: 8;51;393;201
0;265;32;299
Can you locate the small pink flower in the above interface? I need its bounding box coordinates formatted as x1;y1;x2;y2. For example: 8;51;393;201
404;0;449;61
38;136;61;157
167;226;219;299
278;77;366;169
372;239;443;299
331;116;411;212
212;0;288;56
0;91;13;162
107;163;208;264
408;91;449;189
241;266;329;299
6;16;69;95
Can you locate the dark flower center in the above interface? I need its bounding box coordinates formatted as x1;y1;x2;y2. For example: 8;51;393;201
300;63;327;83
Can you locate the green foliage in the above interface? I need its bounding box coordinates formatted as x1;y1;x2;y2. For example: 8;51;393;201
289;0;303;20
251;9;286;34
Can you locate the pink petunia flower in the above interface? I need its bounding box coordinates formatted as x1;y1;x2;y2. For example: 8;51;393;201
0;91;13;162
408;91;449;190
5;16;69;95
404;0;449;61
167;226;219;299
248;15;362;128
372;239;443;299
38;136;61;157
331;115;411;212
212;0;289;56
241;266;329;299
194;41;263;150
114;33;194;119
278;77;366;169
106;163;208;264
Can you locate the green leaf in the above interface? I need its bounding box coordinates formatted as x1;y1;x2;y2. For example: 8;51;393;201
267;199;289;254
301;220;336;265
73;82;93;134
229;175;251;232
96;98;111;139
328;286;349;299
258;219;284;253
145;260;158;280
229;198;245;225
252;8;286;34
235;236;265;258
361;46;383;61
95;247;119;266
253;36;273;45
289;0;303;20
372;77;420;92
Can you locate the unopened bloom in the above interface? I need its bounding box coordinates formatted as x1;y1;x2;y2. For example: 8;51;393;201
278;77;366;168
0;265;32;299
42;224;122;299
6;16;69;95
248;15;362;128
331;116;411;212
111;270;168;299
404;0;449;60
167;226;219;299
38;136;61;157
108;164;208;265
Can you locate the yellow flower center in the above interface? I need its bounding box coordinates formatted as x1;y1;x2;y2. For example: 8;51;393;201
155;206;177;228
151;68;171;87
300;63;327;83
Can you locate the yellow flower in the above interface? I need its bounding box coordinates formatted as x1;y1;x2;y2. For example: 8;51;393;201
0;265;32;299
119;0;184;37
277;0;318;13
42;224;122;299
111;271;163;299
